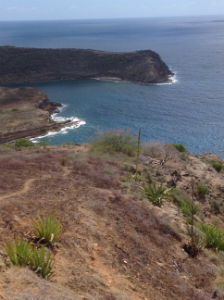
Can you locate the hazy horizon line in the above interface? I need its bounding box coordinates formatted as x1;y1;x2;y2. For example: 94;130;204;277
0;13;224;23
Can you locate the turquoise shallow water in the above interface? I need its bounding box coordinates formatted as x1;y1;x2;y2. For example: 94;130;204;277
1;16;224;157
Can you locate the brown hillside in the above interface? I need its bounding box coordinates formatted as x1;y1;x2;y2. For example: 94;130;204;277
0;141;224;299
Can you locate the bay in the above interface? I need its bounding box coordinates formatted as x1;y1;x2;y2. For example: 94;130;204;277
1;16;224;156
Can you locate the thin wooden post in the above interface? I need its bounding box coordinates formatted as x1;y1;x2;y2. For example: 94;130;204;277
135;128;141;183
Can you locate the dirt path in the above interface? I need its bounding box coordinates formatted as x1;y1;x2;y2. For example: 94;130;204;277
0;178;35;201
0;166;71;202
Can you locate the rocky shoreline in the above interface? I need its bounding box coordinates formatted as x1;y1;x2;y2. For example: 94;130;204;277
0;47;174;143
0;86;77;144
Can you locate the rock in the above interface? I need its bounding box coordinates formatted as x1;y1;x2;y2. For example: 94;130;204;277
181;172;190;177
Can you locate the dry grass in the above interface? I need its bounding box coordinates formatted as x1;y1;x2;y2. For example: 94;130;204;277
142;142;179;161
0;144;221;300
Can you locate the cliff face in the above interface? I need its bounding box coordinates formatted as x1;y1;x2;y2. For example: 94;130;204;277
0;46;173;84
0;86;73;144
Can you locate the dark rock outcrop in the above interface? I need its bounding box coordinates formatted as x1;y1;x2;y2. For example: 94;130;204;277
0;46;173;85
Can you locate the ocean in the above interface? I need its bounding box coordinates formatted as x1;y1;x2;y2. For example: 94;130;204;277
1;16;224;157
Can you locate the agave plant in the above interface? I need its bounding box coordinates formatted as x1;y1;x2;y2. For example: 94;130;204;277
32;215;62;244
5;238;33;267
144;183;171;207
30;246;54;279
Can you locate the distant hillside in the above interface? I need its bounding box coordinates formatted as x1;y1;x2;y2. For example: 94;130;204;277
0;46;173;84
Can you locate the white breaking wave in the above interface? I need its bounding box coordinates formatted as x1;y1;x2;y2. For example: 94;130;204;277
170;73;178;84
30;105;86;143
58;103;68;113
156;72;178;85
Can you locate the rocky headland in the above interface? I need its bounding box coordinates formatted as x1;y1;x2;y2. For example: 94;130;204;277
0;46;173;84
0;86;76;144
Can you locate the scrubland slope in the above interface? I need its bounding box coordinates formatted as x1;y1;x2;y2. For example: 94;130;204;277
0;137;224;299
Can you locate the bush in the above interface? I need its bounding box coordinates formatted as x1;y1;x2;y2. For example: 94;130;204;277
90;129;137;156
142;142;178;161
197;184;208;196
15;138;34;148
39;141;50;147
0;144;13;152
6;238;33;267
199;223;224;251
32;215;62;244
212;162;223;172
210;199;222;214
172;143;188;153
211;216;222;227
181;199;199;216
11;108;19;112
169;189;199;216
144;183;171;207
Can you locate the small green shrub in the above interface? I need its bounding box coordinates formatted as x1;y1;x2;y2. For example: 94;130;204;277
120;177;127;182
197;184;208;196
30;246;54;279
145;171;153;184
181;199;199;216
15;138;34;148
32;215;62;244
90;129;137;156
11;108;19;112
169;189;199;216
211;216;222;228
104;169;112;174
212;162;223;172
210;199;222;214
0;144;12;152
6;238;33;267
172;143;188;153
199;223;224;251
144;183;171;207
169;189;188;207
39;141;50;147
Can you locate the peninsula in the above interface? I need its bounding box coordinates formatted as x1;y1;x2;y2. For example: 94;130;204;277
0;86;74;144
0;46;173;84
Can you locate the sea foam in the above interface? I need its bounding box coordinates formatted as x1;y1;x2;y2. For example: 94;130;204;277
30;105;86;143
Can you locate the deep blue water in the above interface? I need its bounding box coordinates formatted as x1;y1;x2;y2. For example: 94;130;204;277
1;16;224;156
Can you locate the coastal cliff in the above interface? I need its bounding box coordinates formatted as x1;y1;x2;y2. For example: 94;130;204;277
0;46;173;84
0;86;75;144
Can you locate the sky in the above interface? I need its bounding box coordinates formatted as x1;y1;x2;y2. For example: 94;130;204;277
0;0;224;21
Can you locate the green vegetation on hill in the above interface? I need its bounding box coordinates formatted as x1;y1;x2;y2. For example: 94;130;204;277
90;129;138;156
172;143;188;153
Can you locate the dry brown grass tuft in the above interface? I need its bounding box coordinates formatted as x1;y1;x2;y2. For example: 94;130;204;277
142;142;179;161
